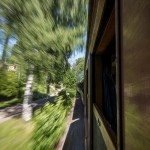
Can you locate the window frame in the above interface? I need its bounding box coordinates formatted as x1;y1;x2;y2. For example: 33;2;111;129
92;5;118;149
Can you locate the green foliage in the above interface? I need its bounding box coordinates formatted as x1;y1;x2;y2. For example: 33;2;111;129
0;69;24;108
58;88;76;99
67;88;76;98
32;95;73;150
1;0;87;74
32;91;46;101
0;0;88;84
72;57;85;82
63;70;77;88
33;84;46;94
0;70;19;97
32;84;46;101
0;98;22;108
0;0;87;109
58;89;67;97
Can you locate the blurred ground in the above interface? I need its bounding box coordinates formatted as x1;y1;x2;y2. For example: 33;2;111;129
0;118;33;150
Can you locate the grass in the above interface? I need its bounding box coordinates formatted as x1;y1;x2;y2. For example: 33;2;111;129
0;118;34;150
32;89;75;150
0;89;75;150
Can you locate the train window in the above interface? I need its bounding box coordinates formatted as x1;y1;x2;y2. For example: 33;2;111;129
94;37;117;134
101;38;117;133
91;4;117;148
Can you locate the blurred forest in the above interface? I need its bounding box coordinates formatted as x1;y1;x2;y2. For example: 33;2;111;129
0;0;87;149
0;0;87;108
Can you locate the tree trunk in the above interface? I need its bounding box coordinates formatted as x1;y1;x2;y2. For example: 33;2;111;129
46;84;50;99
46;75;50;99
22;66;34;121
1;34;10;67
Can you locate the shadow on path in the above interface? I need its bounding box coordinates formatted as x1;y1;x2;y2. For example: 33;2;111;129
62;93;85;150
0;96;56;123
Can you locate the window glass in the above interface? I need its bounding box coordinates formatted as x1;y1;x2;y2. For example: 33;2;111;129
102;39;117;133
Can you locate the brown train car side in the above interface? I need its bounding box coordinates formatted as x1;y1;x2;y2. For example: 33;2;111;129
84;0;150;149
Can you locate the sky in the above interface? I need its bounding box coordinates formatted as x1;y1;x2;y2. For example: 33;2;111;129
68;49;85;66
0;37;17;58
68;33;87;66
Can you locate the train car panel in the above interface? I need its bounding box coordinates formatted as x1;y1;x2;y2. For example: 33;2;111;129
119;0;150;149
84;0;150;149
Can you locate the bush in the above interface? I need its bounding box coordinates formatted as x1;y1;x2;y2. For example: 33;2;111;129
63;70;77;89
67;89;76;98
32;95;73;150
58;88;76;99
32;84;47;101
0;70;19;98
32;91;47;101
58;89;67;97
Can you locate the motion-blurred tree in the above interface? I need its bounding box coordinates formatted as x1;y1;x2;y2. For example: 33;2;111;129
0;1;17;68
0;0;88;121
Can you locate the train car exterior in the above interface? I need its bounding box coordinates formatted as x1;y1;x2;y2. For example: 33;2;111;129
84;0;150;149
